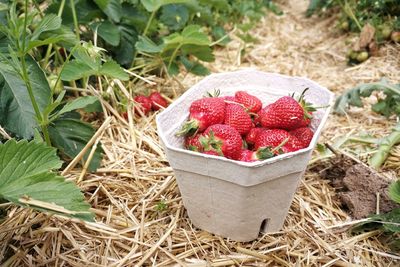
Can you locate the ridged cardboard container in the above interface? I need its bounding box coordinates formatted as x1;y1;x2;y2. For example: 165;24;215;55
156;70;334;242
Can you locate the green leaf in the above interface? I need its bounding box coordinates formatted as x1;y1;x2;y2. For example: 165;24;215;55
93;0;122;23
40;25;78;47
135;36;165;53
27;37;64;51
180;56;209;76
57;96;99;117
30;14;62;41
114;24;137;66
181;24;210;45
0;139;93;221
181;44;214;62
160;4;189;31
61;60;95;81
211;26;231;46
49;114;103;172
91;21;121;46
140;0;198;12
99;60;129;80
0;58;51;139
389;180;400;204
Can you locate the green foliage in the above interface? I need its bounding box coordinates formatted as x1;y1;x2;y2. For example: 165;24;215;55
0;139;94;221
334;79;400;117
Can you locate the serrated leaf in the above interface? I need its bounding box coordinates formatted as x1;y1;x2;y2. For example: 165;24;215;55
181;24;210;45
140;0;197;12
49;114;103;172
57;96;99;117
135;36;164;53
91;21;121;46
389;181;400;204
40;25;78;47
0;58;51;139
27;36;64;51
160;4;189;31
0;139;93;221
93;0;122;23
115;24;137;66
61;60;95;81
181;44;214;62
180;56;209;76
99;60;129;80
30;14;62;41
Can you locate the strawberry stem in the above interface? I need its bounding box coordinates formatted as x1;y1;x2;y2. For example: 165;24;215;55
204;89;221;98
175;119;199;137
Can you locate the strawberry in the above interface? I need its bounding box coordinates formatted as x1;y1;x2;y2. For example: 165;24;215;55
201;124;242;160
221;96;236;102
224;104;252;135
134;95;152;115
184;134;204;152
149;92;168;111
245;127;266;145
258;89;316;130
254;129;303;153
298;111;312;127
177;97;226;136
235;91;262;113
289;127;314;148
203;150;220;156
238;149;275;162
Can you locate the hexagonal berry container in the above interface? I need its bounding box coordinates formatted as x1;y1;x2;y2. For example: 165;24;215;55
156;69;334;241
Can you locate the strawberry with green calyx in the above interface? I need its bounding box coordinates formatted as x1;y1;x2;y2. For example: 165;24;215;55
234;91;262;113
254;129;303;153
245;127;266;145
289;127;314;148
176;97;226;136
201;124;242;160
184;134;204;152
240;137;290;162
224;103;253;135
258;88;316;130
149;92;168;111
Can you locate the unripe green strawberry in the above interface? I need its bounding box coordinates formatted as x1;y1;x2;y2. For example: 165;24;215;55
177;97;226;136
201;124;242;160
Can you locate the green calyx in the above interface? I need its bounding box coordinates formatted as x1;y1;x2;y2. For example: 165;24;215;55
176;119;199;137
200;130;224;156
256;137;289;159
296;88;317;120
204;89;221;98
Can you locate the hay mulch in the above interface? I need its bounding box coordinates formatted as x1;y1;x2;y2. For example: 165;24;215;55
1;0;400;266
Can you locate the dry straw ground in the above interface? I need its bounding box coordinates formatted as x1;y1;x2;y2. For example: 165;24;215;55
1;0;400;266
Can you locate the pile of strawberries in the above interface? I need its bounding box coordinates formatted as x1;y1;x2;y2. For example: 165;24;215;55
124;92;168;118
176;90;316;162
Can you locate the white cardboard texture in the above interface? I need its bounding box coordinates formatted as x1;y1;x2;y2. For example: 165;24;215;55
156;69;334;242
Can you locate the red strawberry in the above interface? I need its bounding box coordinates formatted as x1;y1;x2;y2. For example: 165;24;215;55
283;135;304;152
221;96;236;102
134;95;152;115
224;104;252;135
245;127;266;145
177;97;226;136
203;150;220;156
201;124;242;160
238;149;275;162
254;129;290;150
289;127;314;148
149;92;168;111
184;134;204;152
258;90;316;130
235;91;262;113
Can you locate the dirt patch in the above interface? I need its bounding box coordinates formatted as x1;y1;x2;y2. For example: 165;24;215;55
321;154;399;219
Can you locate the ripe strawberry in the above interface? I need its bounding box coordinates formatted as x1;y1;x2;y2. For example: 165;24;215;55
221;96;236;102
224;104;252;135
283;135;304;152
203;150;220;156
184;134;204;152
238;149;275;162
254;129;290;150
235;91;262;113
177;97;226;136
258;90;316;130
134;95;152;115
289;127;314;148
245;127;266;145
201;124;242;160
149;92;168;111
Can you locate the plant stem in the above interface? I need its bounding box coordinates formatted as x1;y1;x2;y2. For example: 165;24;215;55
43;0;67;67
70;0;80;40
21;0;51;145
369;122;400;169
167;44;182;71
143;10;156;37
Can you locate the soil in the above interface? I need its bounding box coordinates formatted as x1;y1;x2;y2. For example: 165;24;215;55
321;154;399;219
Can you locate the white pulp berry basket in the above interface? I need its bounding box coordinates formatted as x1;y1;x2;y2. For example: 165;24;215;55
156;69;334;241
